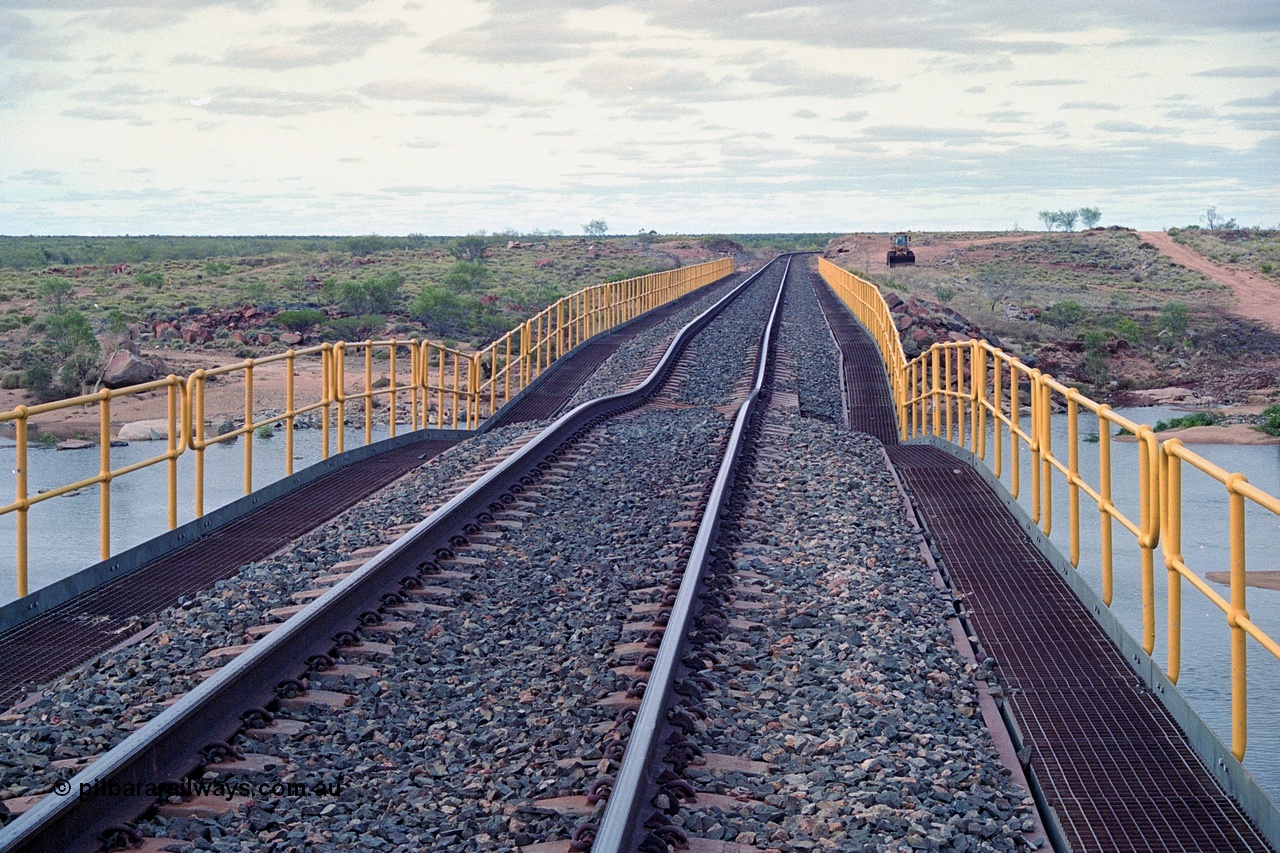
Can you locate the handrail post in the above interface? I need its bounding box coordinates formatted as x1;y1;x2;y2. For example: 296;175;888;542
1226;472;1249;760
192;372;207;517
285;350;296;476
1099;406;1115;605
334;343;346;454
363;342;373;446
15;407;28;598
930;346;941;436
167;380;179;530
1029;371;1042;524
99;393;111;561
1162;442;1182;682
244;358;255;495
321;344;333;457
1067;392;1080;566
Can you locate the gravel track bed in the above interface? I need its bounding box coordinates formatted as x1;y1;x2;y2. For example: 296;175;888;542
782;265;844;424
138;405;732;851
677;411;1035;851
671;262;785;407
0;423;542;808
564;273;748;409
126;270;785;850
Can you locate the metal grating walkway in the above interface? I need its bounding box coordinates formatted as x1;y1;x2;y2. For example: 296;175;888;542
0;439;458;707
813;272;1274;851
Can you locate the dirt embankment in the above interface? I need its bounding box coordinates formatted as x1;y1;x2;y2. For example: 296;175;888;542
1139;231;1280;331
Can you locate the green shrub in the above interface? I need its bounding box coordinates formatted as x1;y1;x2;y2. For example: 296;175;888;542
338;272;402;313
323;314;384;342
1154;412;1215;431
1256;405;1280;437
275;308;326;332
934;285;956;303
0;371;20;389
1041;300;1085;329
256;424;274;439
21;362;54;398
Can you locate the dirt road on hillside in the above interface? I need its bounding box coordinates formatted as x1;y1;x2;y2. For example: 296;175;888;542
1140;231;1280;330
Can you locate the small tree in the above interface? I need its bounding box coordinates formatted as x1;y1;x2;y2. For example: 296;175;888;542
1160;301;1189;340
1042;300;1086;329
441;261;490;292
1079;207;1101;229
583;219;608;238
36;277;74;314
450;234;489;263
1039;210;1058;231
1058;209;1079;232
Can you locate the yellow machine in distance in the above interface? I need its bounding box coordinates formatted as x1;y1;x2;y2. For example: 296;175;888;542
887;233;916;267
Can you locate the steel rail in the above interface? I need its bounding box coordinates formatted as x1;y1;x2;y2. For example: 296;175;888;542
593;255;792;851
0;256;786;853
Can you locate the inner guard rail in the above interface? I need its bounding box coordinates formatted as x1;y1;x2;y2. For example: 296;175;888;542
818;256;1280;765
0;259;734;599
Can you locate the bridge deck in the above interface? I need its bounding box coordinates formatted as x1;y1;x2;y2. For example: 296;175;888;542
0;272;738;710
810;270;1273;851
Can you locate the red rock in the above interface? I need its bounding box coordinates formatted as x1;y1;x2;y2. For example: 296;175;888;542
256;333;273;346
101;350;160;389
280;332;303;346
230;332;248;344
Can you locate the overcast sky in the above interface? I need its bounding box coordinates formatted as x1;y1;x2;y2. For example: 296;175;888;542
1;1;1277;236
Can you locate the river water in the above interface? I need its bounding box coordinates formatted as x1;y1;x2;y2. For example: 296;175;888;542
1;410;1277;804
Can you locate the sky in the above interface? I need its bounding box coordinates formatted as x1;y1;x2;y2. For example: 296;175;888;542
1;0;1277;236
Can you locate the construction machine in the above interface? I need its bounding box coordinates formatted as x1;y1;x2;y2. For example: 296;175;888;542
886;233;916;267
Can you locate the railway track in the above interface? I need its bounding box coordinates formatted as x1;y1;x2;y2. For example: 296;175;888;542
0;256;1039;852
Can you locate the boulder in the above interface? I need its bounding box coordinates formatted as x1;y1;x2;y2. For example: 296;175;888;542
101;350;160;389
256;333;273;346
280;332;304;346
117;420;170;441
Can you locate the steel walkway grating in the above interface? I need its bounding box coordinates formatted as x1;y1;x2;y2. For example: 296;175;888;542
810;276;1275;851
0;438;458;708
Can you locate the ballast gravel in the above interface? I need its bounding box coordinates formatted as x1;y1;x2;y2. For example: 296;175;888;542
681;411;1036;851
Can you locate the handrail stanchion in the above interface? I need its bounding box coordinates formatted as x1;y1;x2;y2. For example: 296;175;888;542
1227;472;1249;761
99;394;111;560
167;381;179;530
334;344;346;454
1163;443;1183;683
364;341;373;446
285;351;296;476
15;407;28;598
1067;391;1080;566
243;359;255;495
1099;406;1115;605
1137;427;1159;655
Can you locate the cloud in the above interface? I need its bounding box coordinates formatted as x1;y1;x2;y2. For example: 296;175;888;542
984;110;1029;124
836;110;868;122
1194;65;1280;78
61;105;151;125
571;60;736;103
1225;89;1280;108
202;87;362;116
221;43;358;70
95;8;187;31
429;14;608;63
860;125;1013;146
746;61;895;97
1096;120;1167;134
1;71;74;102
311;0;373;9
793;108;818;119
1164;106;1216;120
360;78;521;107
1060;101;1122;111
1012;79;1085;87
404;139;440;149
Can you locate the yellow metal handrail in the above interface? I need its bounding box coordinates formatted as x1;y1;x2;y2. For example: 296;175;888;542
468;259;735;418
0;377;185;597
819;255;1280;762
